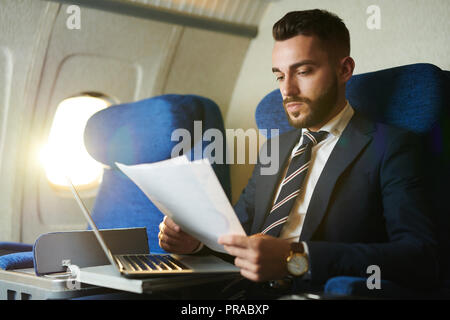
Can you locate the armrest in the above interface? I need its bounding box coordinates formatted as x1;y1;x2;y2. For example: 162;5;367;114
324;276;434;299
0;251;34;270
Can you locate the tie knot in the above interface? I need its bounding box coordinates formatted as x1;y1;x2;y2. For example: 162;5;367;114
302;130;328;146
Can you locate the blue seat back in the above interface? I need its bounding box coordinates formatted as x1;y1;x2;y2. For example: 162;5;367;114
256;63;446;136
255;63;450;286
84;94;231;253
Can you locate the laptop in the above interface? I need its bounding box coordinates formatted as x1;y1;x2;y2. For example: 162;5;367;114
68;180;239;278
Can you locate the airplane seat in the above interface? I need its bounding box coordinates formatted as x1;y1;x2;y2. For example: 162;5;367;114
83;94;231;253
256;63;450;298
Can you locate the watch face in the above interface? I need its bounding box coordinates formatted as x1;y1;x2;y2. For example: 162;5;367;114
287;254;308;276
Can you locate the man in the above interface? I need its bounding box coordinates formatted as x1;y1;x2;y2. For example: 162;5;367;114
158;9;439;295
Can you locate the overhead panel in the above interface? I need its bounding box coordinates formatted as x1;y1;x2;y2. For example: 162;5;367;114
46;0;276;38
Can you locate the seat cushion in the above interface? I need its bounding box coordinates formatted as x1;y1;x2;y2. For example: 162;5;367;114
89;168;165;252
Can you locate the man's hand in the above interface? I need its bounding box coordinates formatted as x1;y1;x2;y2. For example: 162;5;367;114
158;216;201;254
218;233;291;282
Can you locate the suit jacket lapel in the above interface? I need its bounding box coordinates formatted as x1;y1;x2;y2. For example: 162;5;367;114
299;112;375;241
251;129;302;235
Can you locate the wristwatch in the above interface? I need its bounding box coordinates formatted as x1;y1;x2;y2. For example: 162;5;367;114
286;242;309;277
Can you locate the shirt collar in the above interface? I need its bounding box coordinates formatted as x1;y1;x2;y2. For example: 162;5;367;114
301;100;354;138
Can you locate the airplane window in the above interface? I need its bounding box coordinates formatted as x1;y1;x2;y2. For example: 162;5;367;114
39;93;116;189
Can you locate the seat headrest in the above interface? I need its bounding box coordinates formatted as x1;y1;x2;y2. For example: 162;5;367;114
256;63;447;137
84;94;222;166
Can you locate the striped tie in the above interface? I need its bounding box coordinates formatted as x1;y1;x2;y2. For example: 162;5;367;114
261;130;328;237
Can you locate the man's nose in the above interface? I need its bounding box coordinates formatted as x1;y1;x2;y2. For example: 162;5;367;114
280;75;300;97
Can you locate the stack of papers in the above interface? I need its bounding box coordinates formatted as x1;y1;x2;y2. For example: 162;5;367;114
116;156;246;253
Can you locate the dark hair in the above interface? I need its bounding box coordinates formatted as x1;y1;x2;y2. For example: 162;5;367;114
273;9;350;58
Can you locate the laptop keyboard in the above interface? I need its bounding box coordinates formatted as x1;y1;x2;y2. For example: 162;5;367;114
115;254;190;272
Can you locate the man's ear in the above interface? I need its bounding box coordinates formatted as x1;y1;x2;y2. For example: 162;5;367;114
338;56;355;83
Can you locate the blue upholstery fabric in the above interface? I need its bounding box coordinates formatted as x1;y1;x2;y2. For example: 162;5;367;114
0;242;34;270
323;276;448;299
0;251;34;270
255;63;449;298
84;94;231;253
255;90;287;138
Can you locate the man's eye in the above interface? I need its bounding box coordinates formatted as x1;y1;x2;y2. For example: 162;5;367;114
298;70;310;75
275;76;284;82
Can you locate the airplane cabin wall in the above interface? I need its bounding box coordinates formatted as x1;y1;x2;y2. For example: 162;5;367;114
0;0;51;242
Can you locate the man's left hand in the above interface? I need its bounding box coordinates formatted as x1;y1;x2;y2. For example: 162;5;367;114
218;234;291;282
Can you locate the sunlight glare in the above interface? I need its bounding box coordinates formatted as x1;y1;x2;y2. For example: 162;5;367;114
39;95;110;187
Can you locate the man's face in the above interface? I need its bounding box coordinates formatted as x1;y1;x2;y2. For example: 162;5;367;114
272;34;339;129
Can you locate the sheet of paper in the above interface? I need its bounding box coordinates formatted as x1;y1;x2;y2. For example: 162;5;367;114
116;157;246;253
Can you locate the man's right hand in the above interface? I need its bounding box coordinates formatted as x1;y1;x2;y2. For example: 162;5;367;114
158;216;201;254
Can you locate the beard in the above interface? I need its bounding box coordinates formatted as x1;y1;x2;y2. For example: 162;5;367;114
283;76;339;129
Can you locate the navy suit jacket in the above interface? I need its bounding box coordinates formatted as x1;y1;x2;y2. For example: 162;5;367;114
233;111;439;290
